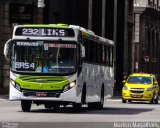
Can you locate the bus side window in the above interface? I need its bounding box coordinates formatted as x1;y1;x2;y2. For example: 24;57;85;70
83;38;89;62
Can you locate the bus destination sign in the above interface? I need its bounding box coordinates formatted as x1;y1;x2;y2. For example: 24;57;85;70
15;27;75;37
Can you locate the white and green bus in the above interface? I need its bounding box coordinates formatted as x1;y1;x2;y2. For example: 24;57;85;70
4;24;114;112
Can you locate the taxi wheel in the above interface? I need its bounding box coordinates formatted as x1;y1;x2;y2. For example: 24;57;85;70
122;98;126;103
150;98;154;104
154;95;158;104
128;100;132;103
154;99;158;104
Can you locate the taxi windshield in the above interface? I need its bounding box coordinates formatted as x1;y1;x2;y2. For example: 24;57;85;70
127;76;152;84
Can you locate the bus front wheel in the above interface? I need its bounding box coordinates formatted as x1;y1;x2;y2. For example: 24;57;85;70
21;100;32;112
73;103;82;112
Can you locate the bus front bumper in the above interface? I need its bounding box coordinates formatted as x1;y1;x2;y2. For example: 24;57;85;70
9;85;78;102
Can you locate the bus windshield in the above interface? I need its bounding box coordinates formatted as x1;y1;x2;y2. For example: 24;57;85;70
11;40;77;74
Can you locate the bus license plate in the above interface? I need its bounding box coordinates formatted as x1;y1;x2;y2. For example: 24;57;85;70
36;92;47;97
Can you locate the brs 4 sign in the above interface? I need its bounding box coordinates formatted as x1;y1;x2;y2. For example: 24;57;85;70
15;62;35;69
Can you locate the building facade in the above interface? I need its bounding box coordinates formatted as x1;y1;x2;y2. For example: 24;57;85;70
0;0;43;94
133;0;160;76
114;0;134;95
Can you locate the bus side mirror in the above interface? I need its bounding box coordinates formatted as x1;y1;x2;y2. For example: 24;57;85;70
80;45;85;58
4;39;12;62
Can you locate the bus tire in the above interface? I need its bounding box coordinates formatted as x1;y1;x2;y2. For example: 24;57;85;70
88;102;96;110
81;84;86;104
53;104;60;110
96;87;104;110
21;100;32;112
44;104;52;109
73;103;82;112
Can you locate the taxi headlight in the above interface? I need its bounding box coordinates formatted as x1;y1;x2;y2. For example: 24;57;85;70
147;87;154;91
123;86;128;90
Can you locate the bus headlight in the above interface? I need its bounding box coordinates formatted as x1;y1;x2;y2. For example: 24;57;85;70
10;79;15;86
69;81;76;88
10;79;21;91
15;83;21;91
63;81;76;92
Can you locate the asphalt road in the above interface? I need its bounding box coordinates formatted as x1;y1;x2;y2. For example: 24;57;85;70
0;96;160;128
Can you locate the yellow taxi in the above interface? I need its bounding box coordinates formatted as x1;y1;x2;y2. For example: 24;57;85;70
122;73;159;104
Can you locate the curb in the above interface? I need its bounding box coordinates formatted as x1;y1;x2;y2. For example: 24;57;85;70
0;95;9;99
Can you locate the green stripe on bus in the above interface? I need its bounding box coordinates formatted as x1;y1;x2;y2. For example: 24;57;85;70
15;75;69;90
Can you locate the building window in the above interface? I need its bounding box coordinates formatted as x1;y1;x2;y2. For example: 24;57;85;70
148;0;154;7
128;1;133;16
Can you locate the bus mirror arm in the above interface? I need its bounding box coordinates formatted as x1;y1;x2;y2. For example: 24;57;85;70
4;39;12;62
80;45;85;58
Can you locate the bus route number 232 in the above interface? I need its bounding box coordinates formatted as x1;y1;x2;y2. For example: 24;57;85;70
22;28;65;36
15;62;35;69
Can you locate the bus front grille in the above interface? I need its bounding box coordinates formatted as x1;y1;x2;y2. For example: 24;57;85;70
22;91;61;97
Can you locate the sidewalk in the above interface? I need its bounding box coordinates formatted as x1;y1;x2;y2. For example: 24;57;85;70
111;96;121;99
0;95;9;99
